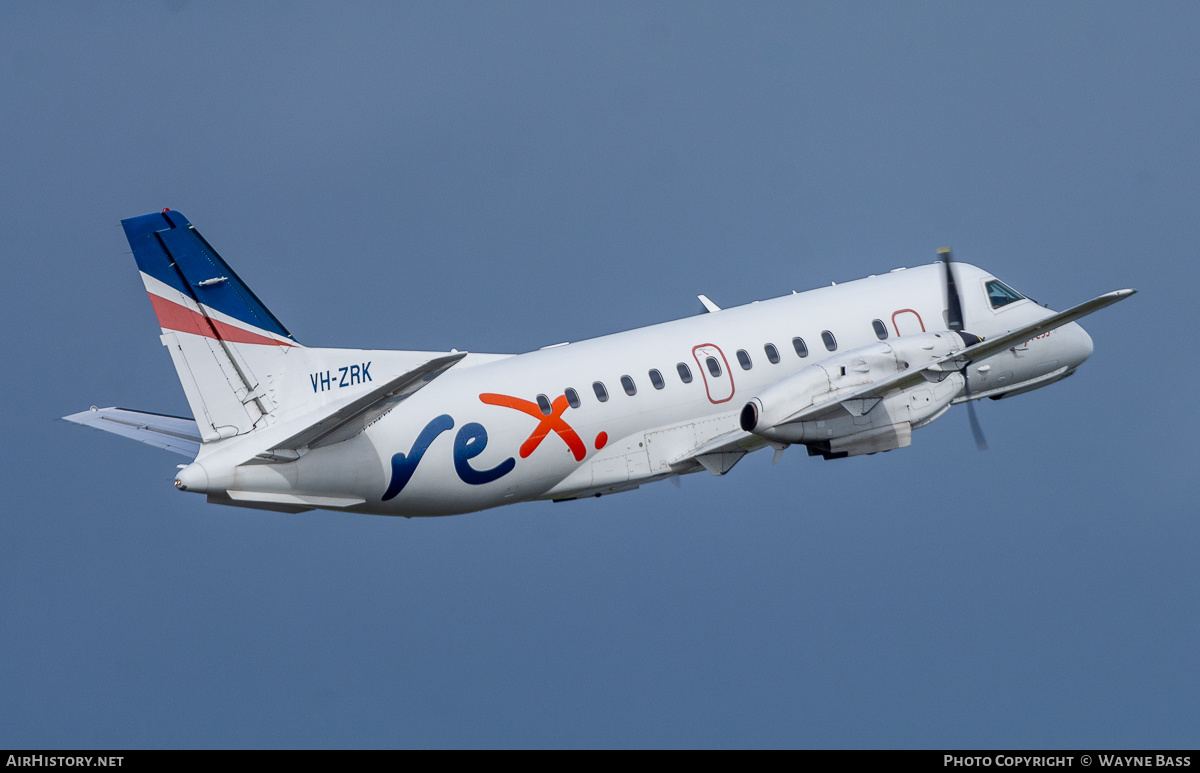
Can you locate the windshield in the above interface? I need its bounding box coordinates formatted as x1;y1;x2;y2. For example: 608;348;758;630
986;279;1025;309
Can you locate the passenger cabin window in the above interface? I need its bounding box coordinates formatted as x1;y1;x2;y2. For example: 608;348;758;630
706;357;722;378
649;369;665;390
872;319;888;340
536;394;552;415
736;349;753;370
565;388;581;409
821;330;837;351
621;375;637;396
764;343;780;364
793;337;809;358
986;279;1025;309
677;363;693;383
593;381;609;402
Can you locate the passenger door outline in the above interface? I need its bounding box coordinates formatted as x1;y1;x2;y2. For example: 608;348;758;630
692;343;735;404
891;309;926;337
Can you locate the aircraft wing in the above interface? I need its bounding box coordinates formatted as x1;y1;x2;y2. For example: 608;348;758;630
779;289;1137;425
936;289;1135;369
665;426;770;475
261;351;467;458
62;407;203;458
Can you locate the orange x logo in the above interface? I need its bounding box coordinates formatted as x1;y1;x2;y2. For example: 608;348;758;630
478;393;587;462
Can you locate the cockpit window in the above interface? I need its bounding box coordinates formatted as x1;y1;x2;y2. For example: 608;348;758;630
986;279;1025;309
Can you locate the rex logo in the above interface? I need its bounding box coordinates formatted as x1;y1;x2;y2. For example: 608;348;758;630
381;392;606;501
478;393;592;461
381;415;515;501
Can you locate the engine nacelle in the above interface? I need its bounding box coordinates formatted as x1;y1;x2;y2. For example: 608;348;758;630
740;332;970;457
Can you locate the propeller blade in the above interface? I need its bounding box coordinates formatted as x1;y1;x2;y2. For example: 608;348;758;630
941;246;986;448
966;399;988;450
939;246;965;332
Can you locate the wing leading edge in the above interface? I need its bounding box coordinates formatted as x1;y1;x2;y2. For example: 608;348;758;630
781;288;1137;426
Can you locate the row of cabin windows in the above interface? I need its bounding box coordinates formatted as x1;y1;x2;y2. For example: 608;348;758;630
587;364;688;405
547;370;674;410
536;319;894;414
782;319;889;364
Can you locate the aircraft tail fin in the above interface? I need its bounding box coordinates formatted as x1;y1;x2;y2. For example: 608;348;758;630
122;209;299;442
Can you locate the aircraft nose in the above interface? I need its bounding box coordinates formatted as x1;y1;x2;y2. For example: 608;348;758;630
1066;322;1094;369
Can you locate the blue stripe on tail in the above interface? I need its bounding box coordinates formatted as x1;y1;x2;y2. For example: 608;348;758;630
121;210;295;342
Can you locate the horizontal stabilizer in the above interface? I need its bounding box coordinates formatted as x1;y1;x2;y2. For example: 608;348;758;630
262;351;468;459
62;407;202;458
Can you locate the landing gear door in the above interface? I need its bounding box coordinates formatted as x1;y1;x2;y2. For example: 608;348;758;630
692;344;735;404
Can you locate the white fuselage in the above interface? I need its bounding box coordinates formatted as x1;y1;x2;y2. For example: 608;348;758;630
184;262;1094;516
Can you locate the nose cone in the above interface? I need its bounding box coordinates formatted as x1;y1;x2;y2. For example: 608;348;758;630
1066;322;1094;369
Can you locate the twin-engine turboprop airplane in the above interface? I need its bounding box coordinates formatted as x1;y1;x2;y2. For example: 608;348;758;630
65;209;1135;516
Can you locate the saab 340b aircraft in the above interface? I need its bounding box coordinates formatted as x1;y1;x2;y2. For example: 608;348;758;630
65;209;1134;516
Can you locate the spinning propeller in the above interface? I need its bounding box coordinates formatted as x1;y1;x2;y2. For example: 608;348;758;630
938;247;989;451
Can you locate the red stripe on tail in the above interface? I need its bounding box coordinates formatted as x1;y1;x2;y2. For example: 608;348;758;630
148;294;293;347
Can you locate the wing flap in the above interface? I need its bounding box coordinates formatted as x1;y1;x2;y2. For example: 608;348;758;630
666;426;768;475
226;490;365;508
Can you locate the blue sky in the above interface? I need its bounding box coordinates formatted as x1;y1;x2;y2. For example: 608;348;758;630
2;2;1197;748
